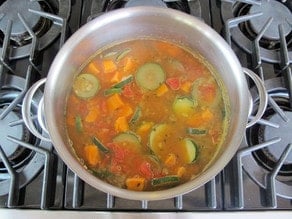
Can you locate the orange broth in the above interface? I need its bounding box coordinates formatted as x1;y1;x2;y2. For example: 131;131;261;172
65;39;230;191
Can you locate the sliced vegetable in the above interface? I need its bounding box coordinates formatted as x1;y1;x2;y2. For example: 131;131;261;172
92;136;109;153
102;59;118;73
176;167;186;177
173;96;196;118
166;77;181;90
116;48;131;61
85;108;99;123
113;132;141;146
180;80;192;93
151;175;180;187
84;144;101;166
75;115;83;132
106;93;124;111
112;75;133;89
191;77;219;106
149;123;168;152
118;105;134;118
156;83;169;97
125;177;145;191
164;153;177;167
181;138;198;163
103;51;118;58
139;161;154;179
135;62;165;90
129;106;141;124
114;116;129;132
104;87;122;96
136;121;154;137
186;127;207;135
87;62;100;75
73;73;100;99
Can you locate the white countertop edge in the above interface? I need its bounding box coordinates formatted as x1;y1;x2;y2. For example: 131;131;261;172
0;209;292;219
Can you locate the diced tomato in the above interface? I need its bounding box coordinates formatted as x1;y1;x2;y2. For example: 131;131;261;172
198;84;216;103
166;77;181;90
122;84;134;98
139;161;154;179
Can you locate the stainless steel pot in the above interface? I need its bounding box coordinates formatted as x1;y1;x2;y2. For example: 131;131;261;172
22;7;267;200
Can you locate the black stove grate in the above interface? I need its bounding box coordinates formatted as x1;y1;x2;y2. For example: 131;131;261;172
0;0;291;212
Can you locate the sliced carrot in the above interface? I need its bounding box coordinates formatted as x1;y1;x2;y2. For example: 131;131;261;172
177;166;186;177
106;93;124;111
136;121;154;136
202;108;213;121
110;71;121;83
164;153;177;167
85;108;99;123
123;57;136;73
126;177;146;191
87;62;100;75
180;81;192;93
114;116;129;132
102;59;118;73
118;104;133;118
156;83;169;97
84;145;101;166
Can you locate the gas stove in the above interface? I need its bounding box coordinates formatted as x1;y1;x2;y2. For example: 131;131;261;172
0;0;291;216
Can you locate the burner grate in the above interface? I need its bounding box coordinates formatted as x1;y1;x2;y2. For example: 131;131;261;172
221;0;292;64
0;0;71;60
64;169;222;210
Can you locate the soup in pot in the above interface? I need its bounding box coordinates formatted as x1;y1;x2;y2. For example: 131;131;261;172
65;39;230;191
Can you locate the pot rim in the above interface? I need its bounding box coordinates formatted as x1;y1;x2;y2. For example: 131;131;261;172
44;6;249;200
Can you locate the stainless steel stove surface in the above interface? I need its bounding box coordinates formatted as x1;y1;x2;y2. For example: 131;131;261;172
0;0;291;217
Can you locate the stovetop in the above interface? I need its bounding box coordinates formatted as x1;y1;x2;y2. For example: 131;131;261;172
0;0;291;212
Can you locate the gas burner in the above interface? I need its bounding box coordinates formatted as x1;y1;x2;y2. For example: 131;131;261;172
221;0;292;63
248;1;292;41
247;93;292;176
104;0;191;14
0;75;52;196
243;77;292;198
0;101;32;171
0;0;50;47
0;0;71;59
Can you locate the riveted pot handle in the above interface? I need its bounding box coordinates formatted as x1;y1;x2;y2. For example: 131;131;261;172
243;68;268;128
22;78;51;142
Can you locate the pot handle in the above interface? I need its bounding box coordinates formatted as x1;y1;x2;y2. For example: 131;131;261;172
243;68;268;128
22;78;51;142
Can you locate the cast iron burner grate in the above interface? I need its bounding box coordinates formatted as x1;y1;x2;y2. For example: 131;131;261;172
103;0;193;16
221;0;292;63
0;0;70;59
0;74;54;208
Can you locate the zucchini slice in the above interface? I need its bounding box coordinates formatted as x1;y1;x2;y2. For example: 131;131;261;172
181;138;198;163
73;73;100;99
135;62;165;91
149;123;169;154
151;175;180;187
172;96;196;118
113;132;141;147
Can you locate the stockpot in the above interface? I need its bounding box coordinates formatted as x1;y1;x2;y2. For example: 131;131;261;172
22;6;267;200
